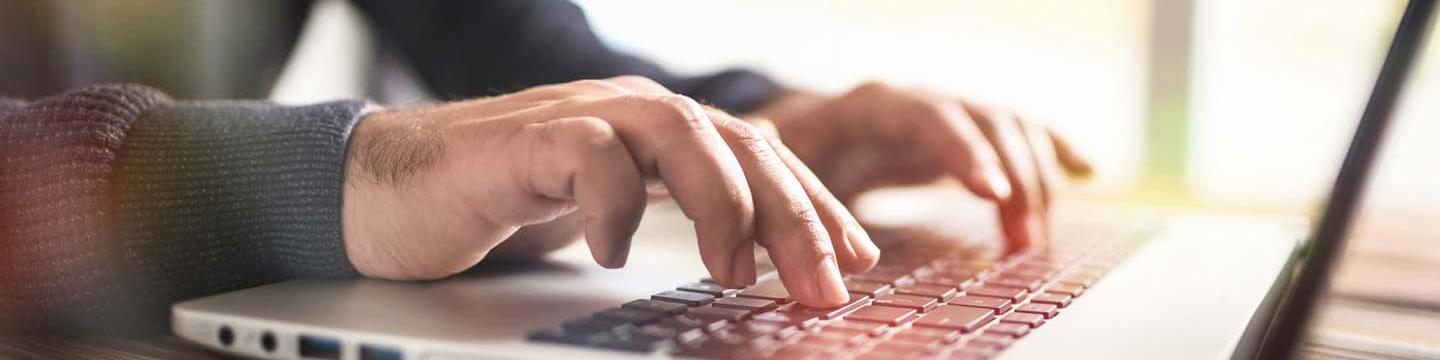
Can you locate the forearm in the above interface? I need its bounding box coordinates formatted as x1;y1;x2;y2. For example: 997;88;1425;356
0;85;365;333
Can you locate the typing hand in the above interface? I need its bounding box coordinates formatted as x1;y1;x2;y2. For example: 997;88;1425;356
755;82;1092;252
341;76;876;308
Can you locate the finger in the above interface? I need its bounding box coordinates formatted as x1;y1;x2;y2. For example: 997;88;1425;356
521;94;757;287
523;117;648;268
963;104;1048;252
1017;118;1064;208
1047;128;1094;178
709;113;849;307
897;97;1013;202
751;118;880;274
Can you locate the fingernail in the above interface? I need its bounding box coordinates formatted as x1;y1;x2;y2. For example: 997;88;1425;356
986;171;1013;201
813;256;849;305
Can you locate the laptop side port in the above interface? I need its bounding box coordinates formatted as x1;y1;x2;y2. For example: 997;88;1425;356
359;344;403;360
298;335;342;360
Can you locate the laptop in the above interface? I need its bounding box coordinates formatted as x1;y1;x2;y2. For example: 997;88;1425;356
170;1;1436;359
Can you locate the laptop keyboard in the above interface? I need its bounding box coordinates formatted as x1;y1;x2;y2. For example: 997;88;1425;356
528;223;1152;359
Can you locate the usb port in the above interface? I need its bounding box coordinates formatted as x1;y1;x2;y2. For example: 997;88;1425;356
298;335;341;360
360;344;403;360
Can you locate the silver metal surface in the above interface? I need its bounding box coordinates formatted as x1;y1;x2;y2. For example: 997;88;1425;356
174;190;1304;360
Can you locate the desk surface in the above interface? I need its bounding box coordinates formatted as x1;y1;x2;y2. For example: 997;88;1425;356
3;206;1436;359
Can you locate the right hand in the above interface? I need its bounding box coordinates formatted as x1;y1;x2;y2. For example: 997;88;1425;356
340;76;879;308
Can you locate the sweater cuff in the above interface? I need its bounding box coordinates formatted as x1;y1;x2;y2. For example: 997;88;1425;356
111;99;366;299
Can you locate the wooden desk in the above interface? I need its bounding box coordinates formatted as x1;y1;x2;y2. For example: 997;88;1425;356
1302;211;1440;359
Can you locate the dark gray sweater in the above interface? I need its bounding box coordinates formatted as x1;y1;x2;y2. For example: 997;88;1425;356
0;85;363;334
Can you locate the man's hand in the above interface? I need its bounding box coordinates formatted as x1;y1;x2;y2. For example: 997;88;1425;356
756;82;1092;252
341;76;878;308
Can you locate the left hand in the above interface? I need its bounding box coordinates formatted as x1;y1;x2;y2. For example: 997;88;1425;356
754;81;1093;252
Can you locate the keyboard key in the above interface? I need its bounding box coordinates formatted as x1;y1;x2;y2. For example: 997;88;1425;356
985;274;1043;291
845;305;917;325
678;282;735;297
810;328;869;346
948;296;1013;315
1008;265;1059;279
790;293;869;319
848;267;915;286
713;296;778;312
528;327;607;347
751;311;821;329
895;284;959;301
826;320;887;336
737;279;792;303
873;293;939;312
1000;313;1046;328
636;323;705;343
948;348;997;360
1015;303;1059;319
731;320;801;341
658;315;728;333
593;308;663;325
862;342;938;358
1058;273;1100;287
897;327;962;344
653;290;715;306
1030;292;1073;308
913;305;994;332
966;333;1015;351
623;299;688;316
966;285;1027;302
1044;283;1086;297
562;317;632;335
600;327;673;352
843;279;893;296
914;273;976;290
688;305;751;322
985;323;1031;338
673;337;761;359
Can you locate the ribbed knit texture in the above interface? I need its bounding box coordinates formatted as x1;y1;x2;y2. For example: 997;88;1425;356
0;85;363;334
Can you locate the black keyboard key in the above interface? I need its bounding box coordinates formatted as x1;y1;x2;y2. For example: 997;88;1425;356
658;315;728;333
622;299;688;316
528;327;608;347
593;307;663;325
687;305;751;323
730;320;801;341
737;278;792;303
600;327;673;352
653;290;715;306
712;296;778;312
636;323;705;343
678;282;735;297
562;317;632;335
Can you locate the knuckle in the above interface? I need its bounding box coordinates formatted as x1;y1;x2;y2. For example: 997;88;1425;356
568;79;629;95
607;75;668;92
634;94;711;131
554;117;622;152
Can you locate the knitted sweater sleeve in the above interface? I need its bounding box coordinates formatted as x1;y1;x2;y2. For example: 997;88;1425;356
0;84;364;333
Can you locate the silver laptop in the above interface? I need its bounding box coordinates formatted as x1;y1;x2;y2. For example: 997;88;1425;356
171;1;1436;359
